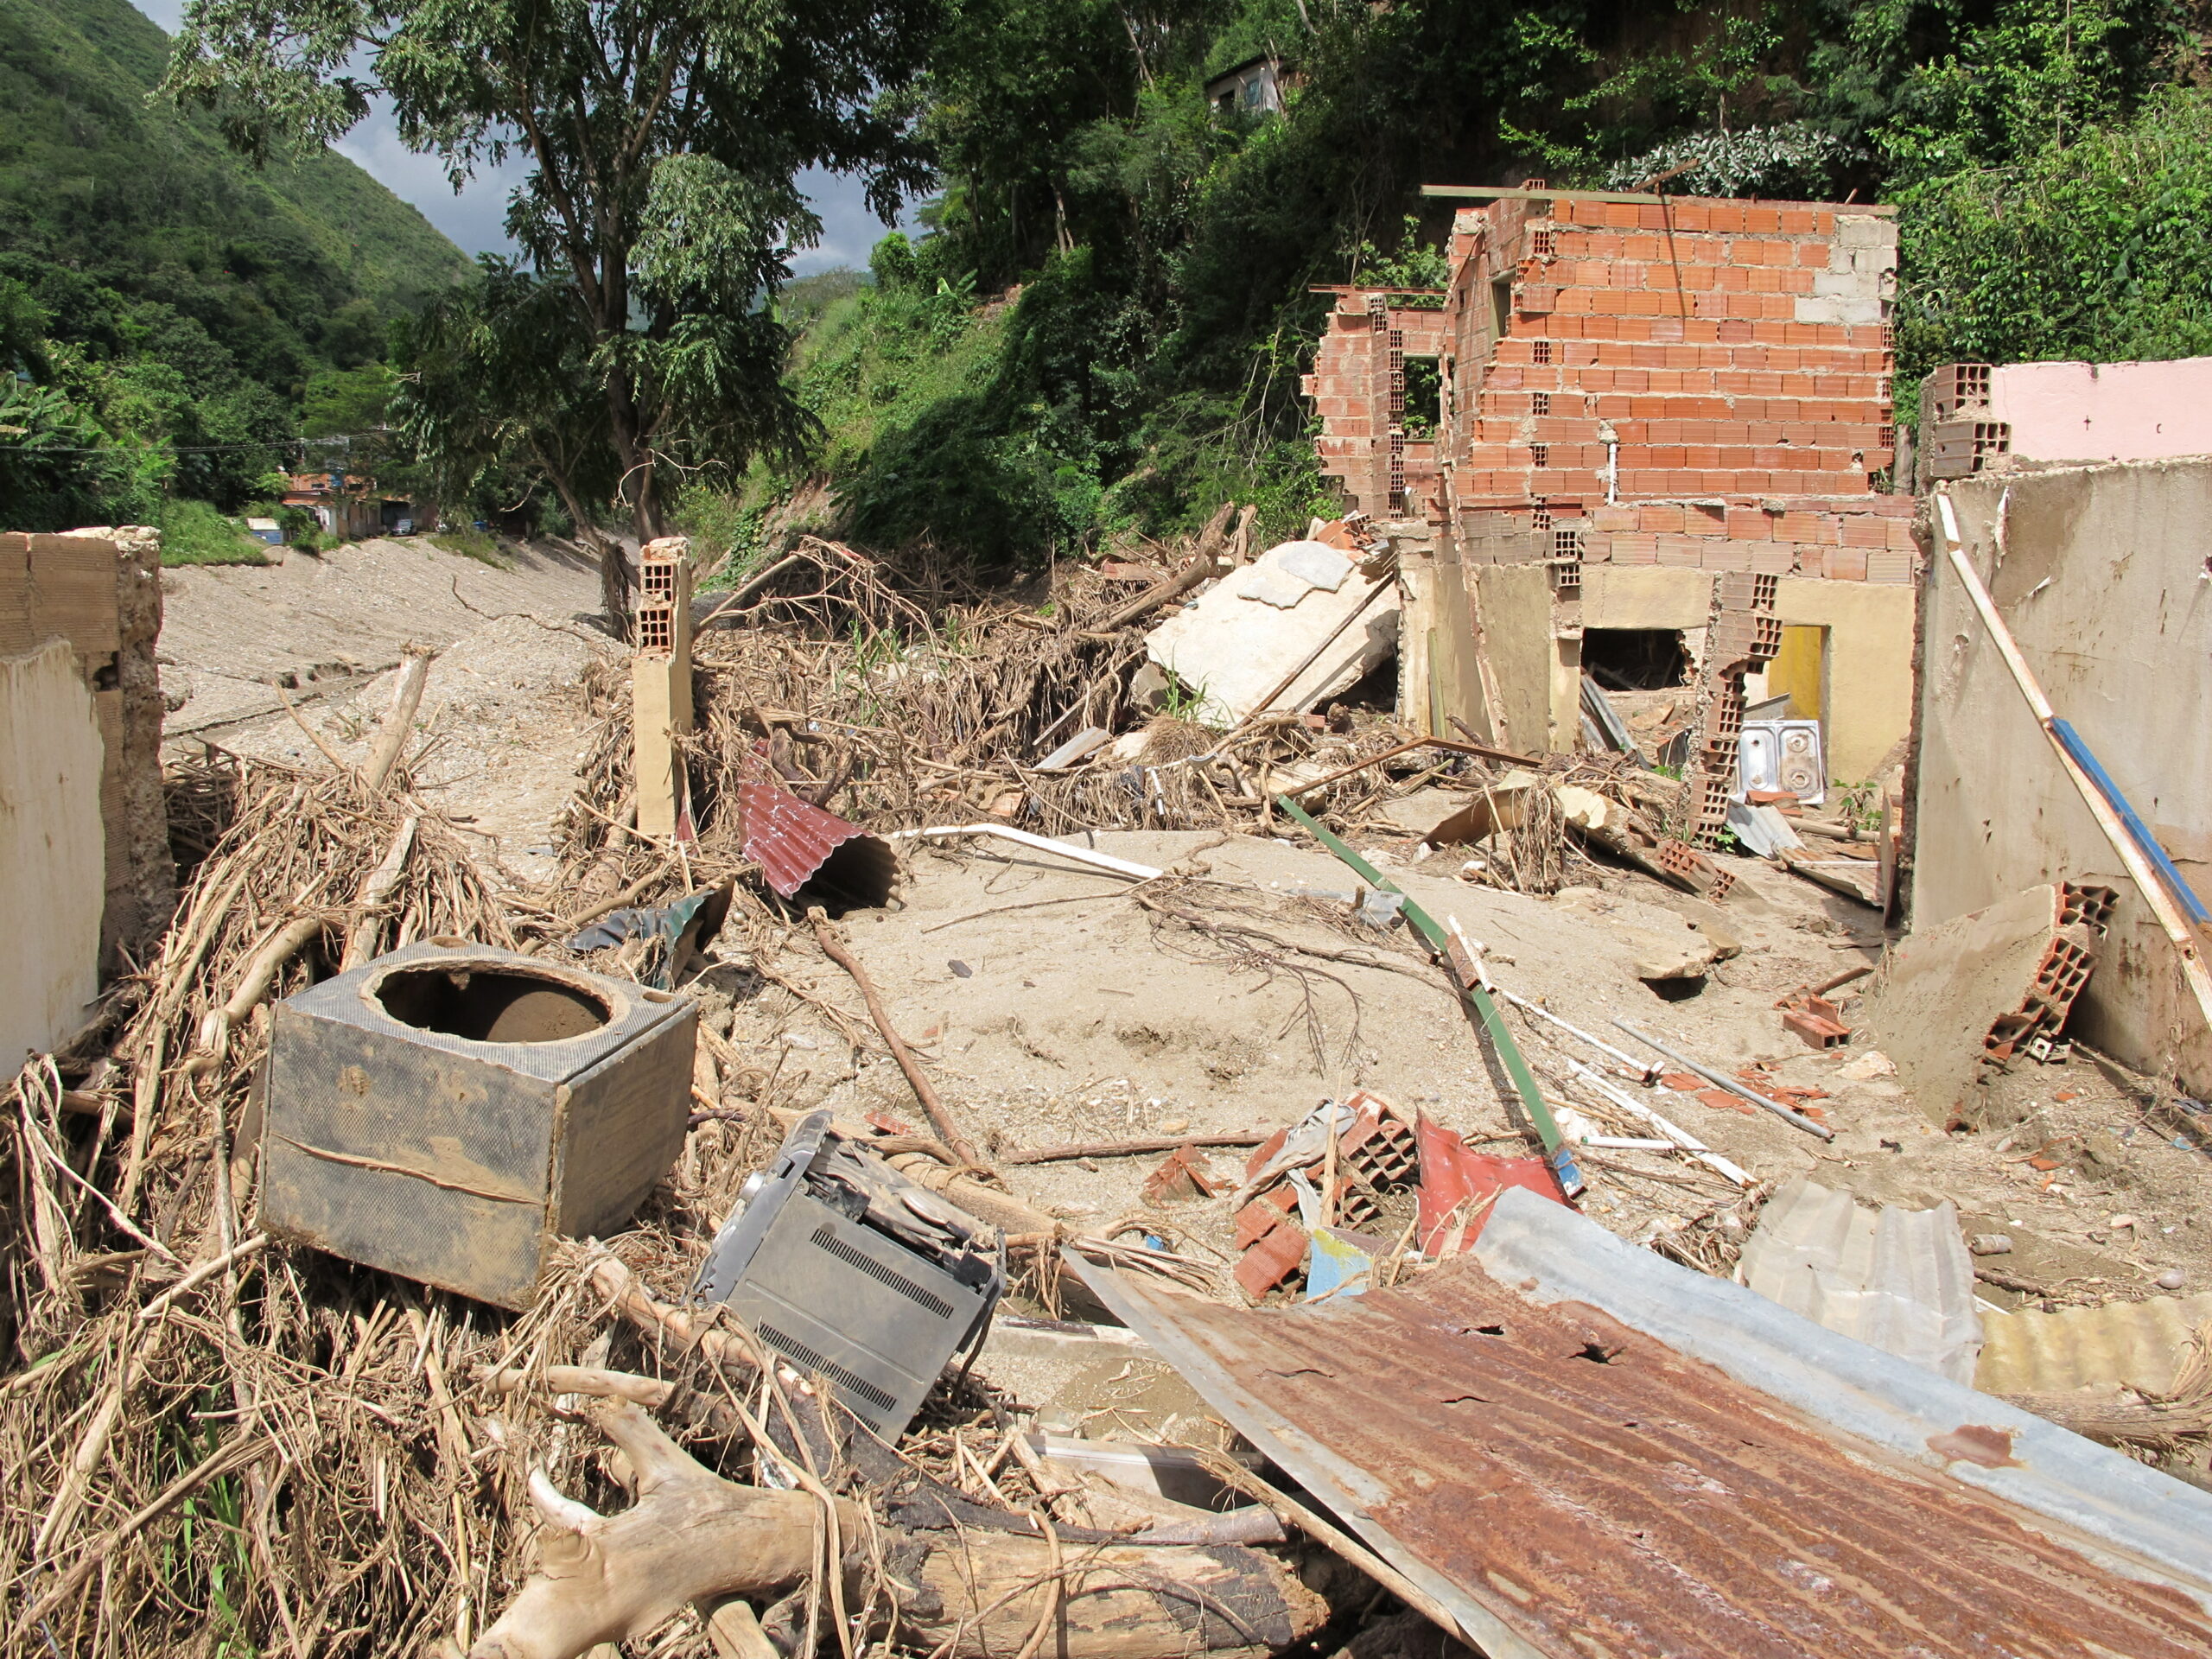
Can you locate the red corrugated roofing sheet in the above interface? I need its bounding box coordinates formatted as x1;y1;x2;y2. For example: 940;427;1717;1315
736;776;880;899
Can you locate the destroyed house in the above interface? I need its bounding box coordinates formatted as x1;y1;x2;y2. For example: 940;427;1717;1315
1306;188;1918;791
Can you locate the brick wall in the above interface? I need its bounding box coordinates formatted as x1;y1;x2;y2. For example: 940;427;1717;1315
1302;292;1448;517
1305;189;1904;583
1448;196;1895;505
1458;494;1916;582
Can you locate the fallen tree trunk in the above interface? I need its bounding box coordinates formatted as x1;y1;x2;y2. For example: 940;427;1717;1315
464;1401;1329;1659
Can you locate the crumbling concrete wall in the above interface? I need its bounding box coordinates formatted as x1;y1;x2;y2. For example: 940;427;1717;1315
1463;563;1554;752
1;641;107;1067
1916;461;2212;1091
63;527;175;963
0;530;173;1065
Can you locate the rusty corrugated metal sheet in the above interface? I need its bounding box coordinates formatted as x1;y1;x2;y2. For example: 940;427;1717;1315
1072;1246;2212;1659
735;775;893;901
1979;1294;2212;1396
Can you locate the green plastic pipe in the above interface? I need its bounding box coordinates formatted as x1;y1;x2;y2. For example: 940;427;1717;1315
1274;795;1583;1196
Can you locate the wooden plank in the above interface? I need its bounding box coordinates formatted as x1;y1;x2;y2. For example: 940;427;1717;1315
1934;491;2212;1041
1418;184;1899;215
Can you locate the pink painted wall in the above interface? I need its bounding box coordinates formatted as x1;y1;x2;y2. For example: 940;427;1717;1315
1990;357;2212;462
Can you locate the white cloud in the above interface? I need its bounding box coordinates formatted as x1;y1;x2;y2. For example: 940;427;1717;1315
793;166;917;276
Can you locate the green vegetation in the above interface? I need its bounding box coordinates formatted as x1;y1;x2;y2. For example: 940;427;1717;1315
712;0;2212;568
429;525;508;568
151;497;269;566
171;0;944;626
16;0;2196;575
1897;86;2212;407
0;0;470;532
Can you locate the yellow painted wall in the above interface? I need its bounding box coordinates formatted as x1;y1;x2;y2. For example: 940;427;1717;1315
1523;565;1915;779
1771;578;1916;782
1767;625;1827;719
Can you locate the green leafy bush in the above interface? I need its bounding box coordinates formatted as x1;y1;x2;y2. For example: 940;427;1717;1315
154;498;268;566
1897;88;2212;408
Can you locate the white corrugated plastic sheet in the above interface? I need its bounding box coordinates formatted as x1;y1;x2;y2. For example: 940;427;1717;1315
1738;1178;1982;1384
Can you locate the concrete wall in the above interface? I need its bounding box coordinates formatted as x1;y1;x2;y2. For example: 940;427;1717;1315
1990;358;2212;464
1;642;107;1068
0;531;172;1066
1916;460;2212;1090
1466;563;1556;752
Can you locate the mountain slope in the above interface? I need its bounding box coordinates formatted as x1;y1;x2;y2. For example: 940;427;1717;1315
0;0;472;391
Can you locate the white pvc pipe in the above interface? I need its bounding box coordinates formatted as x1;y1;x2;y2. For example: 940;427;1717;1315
892;824;1164;881
1562;1055;1752;1187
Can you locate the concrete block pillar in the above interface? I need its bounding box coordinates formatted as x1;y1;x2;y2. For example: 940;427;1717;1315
632;536;694;840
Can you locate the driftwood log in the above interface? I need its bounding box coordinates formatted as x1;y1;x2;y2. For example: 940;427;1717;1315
463;1400;1330;1659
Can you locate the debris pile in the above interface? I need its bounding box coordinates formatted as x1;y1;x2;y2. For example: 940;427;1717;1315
8;504;2212;1659
556;531;1746;911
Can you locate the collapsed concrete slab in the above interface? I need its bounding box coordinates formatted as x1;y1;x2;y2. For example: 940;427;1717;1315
1143;538;1399;727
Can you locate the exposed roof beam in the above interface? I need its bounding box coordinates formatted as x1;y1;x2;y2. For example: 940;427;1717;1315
1420;184;1897;215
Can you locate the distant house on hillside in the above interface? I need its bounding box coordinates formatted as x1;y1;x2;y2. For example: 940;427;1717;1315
245;517;283;545
1205;55;1288;117
281;473;430;540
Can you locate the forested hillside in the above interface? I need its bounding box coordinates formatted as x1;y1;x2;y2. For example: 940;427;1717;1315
743;0;2212;567
0;0;470;535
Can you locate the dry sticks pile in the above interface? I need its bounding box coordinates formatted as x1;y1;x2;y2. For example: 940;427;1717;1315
0;656;574;1656
0;524;1712;1657
552;534;1640;913
0;582;1317;1657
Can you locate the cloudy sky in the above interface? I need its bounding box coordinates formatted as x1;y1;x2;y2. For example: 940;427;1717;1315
129;0;901;273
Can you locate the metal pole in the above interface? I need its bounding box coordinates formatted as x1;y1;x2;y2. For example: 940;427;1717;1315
1495;988;1661;1083
1274;795;1583;1196
1559;1057;1751;1186
1611;1019;1834;1140
1935;491;2212;1040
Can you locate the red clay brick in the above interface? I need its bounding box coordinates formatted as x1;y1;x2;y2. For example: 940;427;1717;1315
1610;533;1658;563
1236;1216;1309;1297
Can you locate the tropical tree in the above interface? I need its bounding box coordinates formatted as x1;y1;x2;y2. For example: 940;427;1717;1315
164;0;942;626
